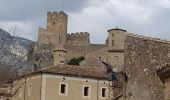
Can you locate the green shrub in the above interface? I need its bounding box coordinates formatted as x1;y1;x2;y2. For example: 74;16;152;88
68;56;85;65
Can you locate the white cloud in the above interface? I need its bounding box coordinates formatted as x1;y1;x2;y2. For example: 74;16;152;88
68;0;157;43
0;0;170;43
156;0;170;8
0;21;36;40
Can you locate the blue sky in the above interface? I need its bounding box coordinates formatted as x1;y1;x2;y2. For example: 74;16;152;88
0;0;170;43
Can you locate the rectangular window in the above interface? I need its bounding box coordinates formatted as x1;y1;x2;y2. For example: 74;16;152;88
102;88;106;97
112;34;114;37
61;84;66;94
83;85;91;98
84;87;89;96
112;40;114;46
59;83;68;95
101;87;108;99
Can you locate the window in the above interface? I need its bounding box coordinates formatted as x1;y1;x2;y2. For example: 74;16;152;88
59;83;68;95
52;22;55;25
101;87;108;99
112;34;114;37
28;84;32;96
83;85;91;98
61;84;66;94
114;56;119;61
112;40;114;46
102;88;106;97
84;87;89;96
60;61;65;63
47;35;51;39
59;35;61;43
99;56;102;60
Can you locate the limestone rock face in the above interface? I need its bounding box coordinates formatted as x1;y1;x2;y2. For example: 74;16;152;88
0;28;33;63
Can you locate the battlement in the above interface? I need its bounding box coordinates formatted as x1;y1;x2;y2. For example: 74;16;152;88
66;32;90;46
47;11;67;17
126;32;170;44
67;32;90;37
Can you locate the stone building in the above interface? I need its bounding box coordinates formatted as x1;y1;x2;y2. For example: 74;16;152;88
27;11;170;100
11;45;125;100
12;66;113;100
32;11;106;67
38;11;90;47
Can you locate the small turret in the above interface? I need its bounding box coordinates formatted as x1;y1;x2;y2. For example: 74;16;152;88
107;28;126;72
53;45;67;66
107;28;126;52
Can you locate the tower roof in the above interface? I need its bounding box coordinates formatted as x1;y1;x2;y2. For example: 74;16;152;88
53;45;67;53
107;28;127;32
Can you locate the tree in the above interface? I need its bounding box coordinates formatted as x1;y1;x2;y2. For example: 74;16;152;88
0;27;33;99
68;56;85;65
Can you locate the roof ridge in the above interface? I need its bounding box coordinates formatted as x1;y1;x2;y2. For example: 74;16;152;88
127;32;170;43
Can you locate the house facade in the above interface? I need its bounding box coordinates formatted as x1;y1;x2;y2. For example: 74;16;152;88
12;71;112;100
12;65;113;100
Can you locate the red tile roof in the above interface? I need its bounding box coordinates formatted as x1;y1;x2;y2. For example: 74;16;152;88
38;65;109;79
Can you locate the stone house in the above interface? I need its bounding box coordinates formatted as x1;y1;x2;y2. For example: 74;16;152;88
11;45;125;100
12;65;112;100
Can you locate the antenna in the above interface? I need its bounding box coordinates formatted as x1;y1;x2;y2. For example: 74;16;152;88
61;0;63;11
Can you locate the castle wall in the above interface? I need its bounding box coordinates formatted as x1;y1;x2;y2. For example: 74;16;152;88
124;33;170;100
65;44;106;60
38;27;61;46
67;32;90;46
85;47;108;62
47;11;67;34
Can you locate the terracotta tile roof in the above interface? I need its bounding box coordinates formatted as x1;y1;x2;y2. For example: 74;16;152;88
53;45;67;52
38;65;110;79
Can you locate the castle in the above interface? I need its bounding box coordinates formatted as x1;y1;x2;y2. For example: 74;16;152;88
38;11;90;46
33;11;126;72
24;11;170;100
33;11;107;68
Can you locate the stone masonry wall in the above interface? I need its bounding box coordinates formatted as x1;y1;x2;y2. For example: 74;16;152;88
67;32;90;46
124;34;170;100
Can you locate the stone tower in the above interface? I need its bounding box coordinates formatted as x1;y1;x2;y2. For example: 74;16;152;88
107;28;126;72
53;45;67;66
47;11;68;46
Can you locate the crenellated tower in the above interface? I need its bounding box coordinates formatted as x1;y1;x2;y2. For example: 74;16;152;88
47;11;67;46
38;11;68;46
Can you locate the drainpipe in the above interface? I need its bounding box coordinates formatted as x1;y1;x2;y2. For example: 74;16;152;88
97;79;99;100
40;73;42;100
24;76;27;100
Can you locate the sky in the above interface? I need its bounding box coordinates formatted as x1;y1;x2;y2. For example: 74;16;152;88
0;0;170;44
